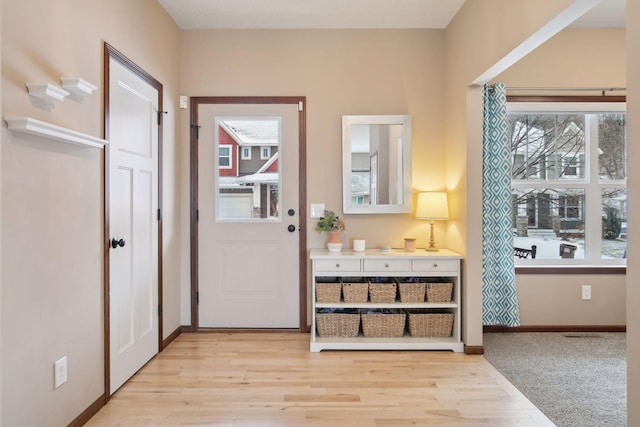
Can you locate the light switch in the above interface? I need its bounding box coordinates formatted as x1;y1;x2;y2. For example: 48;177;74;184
310;203;325;218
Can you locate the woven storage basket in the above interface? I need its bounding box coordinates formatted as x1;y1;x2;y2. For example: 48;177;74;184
315;277;342;303
406;310;454;337
361;310;406;337
368;278;397;303
316;311;360;337
425;281;453;303
396;278;426;303
342;277;368;303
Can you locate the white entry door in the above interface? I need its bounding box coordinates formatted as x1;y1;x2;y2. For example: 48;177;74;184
197;102;300;328
108;55;159;393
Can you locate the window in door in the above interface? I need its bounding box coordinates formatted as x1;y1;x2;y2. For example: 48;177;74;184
215;117;281;222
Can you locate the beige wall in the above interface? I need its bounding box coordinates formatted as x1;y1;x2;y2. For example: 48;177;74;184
179;29;449;325
444;0;577;347
516;274;625;325
0;0;181;425
498;28;625;89
626;1;639;424
498;28;626;326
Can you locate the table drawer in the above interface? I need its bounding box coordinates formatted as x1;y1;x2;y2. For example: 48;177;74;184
315;259;361;273
363;259;411;272
412;259;459;273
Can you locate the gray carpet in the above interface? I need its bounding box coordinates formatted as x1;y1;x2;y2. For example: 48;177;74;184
483;332;627;427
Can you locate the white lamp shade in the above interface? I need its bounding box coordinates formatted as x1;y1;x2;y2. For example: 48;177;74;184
416;192;449;220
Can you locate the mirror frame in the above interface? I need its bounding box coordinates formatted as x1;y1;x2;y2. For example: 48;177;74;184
342;115;412;214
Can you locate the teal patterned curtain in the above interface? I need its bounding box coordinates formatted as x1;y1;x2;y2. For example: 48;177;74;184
482;83;520;326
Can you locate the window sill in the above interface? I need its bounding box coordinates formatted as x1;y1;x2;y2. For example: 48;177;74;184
516;266;626;275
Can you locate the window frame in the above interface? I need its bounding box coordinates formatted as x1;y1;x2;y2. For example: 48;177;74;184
241;146;252;160
260;146;271;160
508;97;626;268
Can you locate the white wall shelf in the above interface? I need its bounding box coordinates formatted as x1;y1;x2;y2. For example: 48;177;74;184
26;83;70;101
5;117;108;149
60;78;97;96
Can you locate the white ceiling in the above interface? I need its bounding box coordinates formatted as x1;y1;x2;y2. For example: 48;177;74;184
157;0;466;30
157;0;625;30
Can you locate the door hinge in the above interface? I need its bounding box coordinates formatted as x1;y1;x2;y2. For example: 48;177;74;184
158;304;161;316
157;208;161;221
196;291;199;304
191;124;200;139
298;101;303;112
196;209;199;222
158;110;167;125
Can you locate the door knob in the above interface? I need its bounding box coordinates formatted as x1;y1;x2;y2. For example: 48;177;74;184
111;238;126;249
288;209;296;216
288;225;296;232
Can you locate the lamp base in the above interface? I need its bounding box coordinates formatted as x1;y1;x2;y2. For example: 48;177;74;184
425;221;439;252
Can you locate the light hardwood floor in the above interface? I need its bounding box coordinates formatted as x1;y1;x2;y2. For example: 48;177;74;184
86;333;555;426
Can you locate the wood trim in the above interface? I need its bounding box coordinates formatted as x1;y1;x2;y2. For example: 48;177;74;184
297;98;308;333
103;42;164;400
189;97;308;333
507;95;626;103
102;41;112;406
189;97;199;332
162;326;182;349
484;325;626;333
195;328;303;333
516;266;626;275
67;394;105;427
464;345;484;355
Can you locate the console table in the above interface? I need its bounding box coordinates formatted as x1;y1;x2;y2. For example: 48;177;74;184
310;248;463;352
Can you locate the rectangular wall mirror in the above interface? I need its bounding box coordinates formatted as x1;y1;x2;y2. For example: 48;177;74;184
342;115;412;214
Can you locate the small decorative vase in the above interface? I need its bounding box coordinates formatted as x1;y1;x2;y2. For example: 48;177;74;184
327;231;343;253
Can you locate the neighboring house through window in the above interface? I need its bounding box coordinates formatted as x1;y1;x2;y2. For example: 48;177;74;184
509;99;627;265
260;146;271;160
241;146;252;160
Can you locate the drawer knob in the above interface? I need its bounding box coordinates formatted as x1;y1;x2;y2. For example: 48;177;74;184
385;263;389;268
336;263;340;268
434;263;438;268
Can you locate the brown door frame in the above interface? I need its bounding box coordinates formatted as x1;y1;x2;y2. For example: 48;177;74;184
103;42;164;401
190;96;308;332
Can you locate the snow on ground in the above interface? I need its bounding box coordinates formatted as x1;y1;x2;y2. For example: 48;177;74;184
514;235;626;260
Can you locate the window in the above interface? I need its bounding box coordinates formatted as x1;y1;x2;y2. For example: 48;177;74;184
260;146;271;160
219;145;232;169
241;146;251;160
509;101;626;265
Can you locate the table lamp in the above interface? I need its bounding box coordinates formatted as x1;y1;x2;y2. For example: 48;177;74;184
416;191;449;252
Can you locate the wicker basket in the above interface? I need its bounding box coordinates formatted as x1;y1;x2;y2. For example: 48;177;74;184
425;281;453;303
315;277;342;303
361;310;406;337
342;277;368;303
316;310;360;337
368;278;397;303
406;310;454;337
396;278;426;303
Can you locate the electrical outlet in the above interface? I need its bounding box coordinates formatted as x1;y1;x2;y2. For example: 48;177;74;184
581;285;592;300
54;356;67;389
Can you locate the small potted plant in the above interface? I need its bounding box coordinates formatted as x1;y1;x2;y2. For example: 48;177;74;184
316;210;346;252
